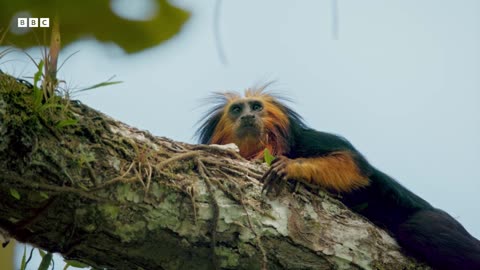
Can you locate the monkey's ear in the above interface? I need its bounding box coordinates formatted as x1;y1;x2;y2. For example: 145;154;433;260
195;110;223;144
195;91;240;144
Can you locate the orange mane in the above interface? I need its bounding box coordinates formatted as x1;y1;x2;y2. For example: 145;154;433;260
197;86;293;160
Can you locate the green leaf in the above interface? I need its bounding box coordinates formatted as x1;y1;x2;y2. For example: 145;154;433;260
20;245;27;270
2;0;190;54
263;148;276;166
38;248;46;258
37;252;52;270
56;119;78;128
38;103;64;112
9;188;21;200
31;60;45;110
39;192;49;199
77;183;89;191
32;88;43;110
33;60;45;89
63;260;89;269
77;80;122;92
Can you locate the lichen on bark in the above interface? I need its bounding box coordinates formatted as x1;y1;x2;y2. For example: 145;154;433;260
0;73;428;270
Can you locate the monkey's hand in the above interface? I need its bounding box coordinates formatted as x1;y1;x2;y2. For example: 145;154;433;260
261;156;293;195
260;152;370;194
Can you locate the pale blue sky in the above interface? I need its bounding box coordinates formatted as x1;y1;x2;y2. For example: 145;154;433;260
2;0;479;268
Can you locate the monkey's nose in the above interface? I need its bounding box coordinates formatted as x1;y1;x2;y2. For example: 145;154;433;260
241;114;255;120
240;114;255;125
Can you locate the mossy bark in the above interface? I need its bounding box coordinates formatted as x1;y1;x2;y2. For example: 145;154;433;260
0;74;428;270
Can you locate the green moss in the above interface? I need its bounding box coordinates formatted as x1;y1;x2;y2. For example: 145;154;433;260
216;246;240;268
27;191;50;202
84;224;97;232
237;242;258;257
146;191;184;230
114;220;147;242
150;182;162;198
98;204;120;220
75;145;96;167
0;75;41;128
116;183;143;203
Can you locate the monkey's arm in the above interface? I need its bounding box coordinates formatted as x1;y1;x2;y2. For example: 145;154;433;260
262;128;372;192
263;152;369;192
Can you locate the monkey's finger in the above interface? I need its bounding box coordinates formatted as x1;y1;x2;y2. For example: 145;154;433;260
268;160;285;175
261;172;274;192
264;177;279;195
263;172;276;189
262;180;273;194
262;170;278;193
271;159;285;169
271;160;287;174
271;157;281;165
277;168;287;179
271;165;282;176
271;155;286;165
260;166;275;183
261;165;276;181
264;169;287;195
271;168;284;182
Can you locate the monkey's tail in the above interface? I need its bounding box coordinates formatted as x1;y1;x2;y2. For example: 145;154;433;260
397;208;480;270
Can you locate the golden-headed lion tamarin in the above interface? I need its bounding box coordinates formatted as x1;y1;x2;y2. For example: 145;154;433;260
196;86;480;270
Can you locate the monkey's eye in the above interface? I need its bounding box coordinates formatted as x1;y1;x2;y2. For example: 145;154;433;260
252;103;263;111
230;105;242;114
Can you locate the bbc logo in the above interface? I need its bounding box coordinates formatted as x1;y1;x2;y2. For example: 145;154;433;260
17;18;50;28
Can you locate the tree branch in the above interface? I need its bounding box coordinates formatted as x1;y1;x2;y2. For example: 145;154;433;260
0;73;427;269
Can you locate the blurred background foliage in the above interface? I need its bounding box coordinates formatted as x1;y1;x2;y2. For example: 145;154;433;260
0;0;189;53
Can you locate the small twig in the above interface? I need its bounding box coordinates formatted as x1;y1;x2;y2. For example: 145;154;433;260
133;163;146;187
191;144;244;160
144;164;153;194
161;143;186;154
85;162;99;185
91;161;135;191
186;185;198;224
156;151;200;171
202;158;263;179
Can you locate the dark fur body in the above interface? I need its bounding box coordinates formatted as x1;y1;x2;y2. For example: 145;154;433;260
287;116;480;269
197;90;480;269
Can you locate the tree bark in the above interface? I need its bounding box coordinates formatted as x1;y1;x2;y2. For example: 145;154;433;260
0;73;427;269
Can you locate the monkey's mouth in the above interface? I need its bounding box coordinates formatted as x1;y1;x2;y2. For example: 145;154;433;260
237;123;261;138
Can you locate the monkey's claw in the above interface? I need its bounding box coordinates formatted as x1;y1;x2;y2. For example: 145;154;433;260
261;156;290;195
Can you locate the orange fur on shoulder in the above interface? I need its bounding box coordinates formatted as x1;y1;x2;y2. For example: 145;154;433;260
285;151;369;192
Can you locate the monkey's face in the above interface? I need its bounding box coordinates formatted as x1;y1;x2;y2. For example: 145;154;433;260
200;89;290;159
228;99;265;140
